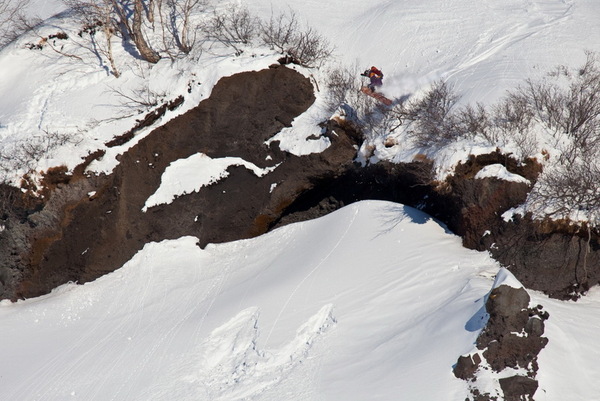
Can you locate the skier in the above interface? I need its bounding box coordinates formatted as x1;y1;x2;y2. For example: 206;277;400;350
361;66;384;92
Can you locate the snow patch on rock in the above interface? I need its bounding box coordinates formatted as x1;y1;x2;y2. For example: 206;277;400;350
143;153;279;211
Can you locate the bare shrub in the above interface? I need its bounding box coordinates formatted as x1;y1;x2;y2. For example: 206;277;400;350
529;156;600;223
201;4;258;55
490;92;534;143
523;51;600;151
325;65;363;111
157;0;209;55
108;82;167;111
0;130;82;178
259;8;298;53
259;8;333;67
403;80;461;147
0;0;34;49
285;27;333;68
455;103;490;141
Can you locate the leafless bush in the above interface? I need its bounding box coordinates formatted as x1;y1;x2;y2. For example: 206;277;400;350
156;0;209;56
454;103;490;141
259;9;333;67
522;51;600;151
402;80;461;147
259;8;298;53
287;27;333;68
488;92;532;143
0;130;82;177
0;0;34;49
108;82;167;111
201;4;258;55
325;65;363;111
513;53;600;225
529;155;600;222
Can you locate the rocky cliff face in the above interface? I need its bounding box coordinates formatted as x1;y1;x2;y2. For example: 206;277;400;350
421;151;600;300
454;281;549;401
2;65;329;298
1;65;599;305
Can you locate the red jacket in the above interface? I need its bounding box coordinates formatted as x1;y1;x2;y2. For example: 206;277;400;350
368;67;383;79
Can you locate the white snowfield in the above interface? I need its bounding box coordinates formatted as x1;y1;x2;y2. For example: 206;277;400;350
246;0;599;105
0;201;495;400
1;201;598;400
1;0;600;400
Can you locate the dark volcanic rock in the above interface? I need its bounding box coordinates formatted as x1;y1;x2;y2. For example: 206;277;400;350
488;217;600;300
456;281;548;400
0;66;440;300
421;150;600;299
3;63;600;304
427;151;538;251
499;375;538;401
453;353;482;380
476;284;548;372
476;285;531;349
2;62;434;300
11;66;326;298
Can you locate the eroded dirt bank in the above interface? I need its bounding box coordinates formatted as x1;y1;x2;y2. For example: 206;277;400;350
9;65;345;298
2;66;600;301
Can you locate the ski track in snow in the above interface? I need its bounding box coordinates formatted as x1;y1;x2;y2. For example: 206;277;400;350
440;1;574;97
196;305;335;400
264;207;358;345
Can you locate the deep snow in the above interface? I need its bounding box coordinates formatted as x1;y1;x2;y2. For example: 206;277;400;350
1;0;600;399
0;201;498;400
1;201;599;400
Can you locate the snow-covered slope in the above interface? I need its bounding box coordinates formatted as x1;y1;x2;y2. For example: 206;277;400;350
1;0;600;400
246;0;600;104
2;201;599;400
0;201;496;400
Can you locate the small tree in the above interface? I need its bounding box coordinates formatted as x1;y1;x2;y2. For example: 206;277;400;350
259;8;333;68
201;4;258;55
64;0;121;77
129;0;161;63
157;0;208;55
0;0;34;49
64;0;161;64
403;80;461;147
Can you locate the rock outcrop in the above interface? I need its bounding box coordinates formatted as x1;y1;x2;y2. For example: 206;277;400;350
2;65;600;303
454;270;549;401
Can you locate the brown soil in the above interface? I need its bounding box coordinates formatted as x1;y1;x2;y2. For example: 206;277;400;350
11;65;359;298
2;65;600;302
422;151;600;300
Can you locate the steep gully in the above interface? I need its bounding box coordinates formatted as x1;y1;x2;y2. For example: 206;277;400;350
1;65;599;303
